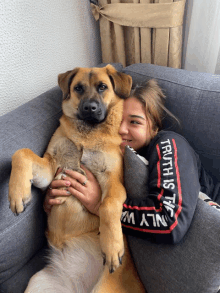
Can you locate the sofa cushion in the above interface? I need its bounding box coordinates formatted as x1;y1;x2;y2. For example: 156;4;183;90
122;63;220;202
124;145;220;293
0;245;48;293
123;146;149;200
0;86;62;289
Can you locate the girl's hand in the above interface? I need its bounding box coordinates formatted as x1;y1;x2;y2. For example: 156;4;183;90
43;166;101;216
64;165;102;216
43;168;71;215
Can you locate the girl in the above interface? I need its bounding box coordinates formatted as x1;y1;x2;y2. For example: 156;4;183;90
44;79;217;244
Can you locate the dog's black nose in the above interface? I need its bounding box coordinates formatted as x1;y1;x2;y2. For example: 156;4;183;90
77;99;107;124
83;101;98;113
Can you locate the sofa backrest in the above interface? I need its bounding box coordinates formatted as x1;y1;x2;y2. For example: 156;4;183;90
122;63;220;188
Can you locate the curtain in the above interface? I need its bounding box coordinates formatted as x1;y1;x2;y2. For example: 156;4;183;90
184;0;220;74
91;0;186;68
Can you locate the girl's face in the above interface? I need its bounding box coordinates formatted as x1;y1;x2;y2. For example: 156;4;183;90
119;97;153;153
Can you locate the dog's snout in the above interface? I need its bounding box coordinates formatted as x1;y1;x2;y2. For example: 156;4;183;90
83;101;98;113
78;99;107;124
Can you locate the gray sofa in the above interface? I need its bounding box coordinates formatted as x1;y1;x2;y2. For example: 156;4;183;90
1;63;220;293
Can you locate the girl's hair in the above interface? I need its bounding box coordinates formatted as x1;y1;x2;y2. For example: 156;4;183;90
130;79;178;136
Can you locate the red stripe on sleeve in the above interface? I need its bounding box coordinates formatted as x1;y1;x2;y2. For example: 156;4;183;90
169;139;183;231
156;144;161;188
172;139;182;207
122;223;172;234
157;188;164;200
123;203;163;212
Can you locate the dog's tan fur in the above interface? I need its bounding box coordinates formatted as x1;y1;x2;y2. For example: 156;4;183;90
8;65;145;292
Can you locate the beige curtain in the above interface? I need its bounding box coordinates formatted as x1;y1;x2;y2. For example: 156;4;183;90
91;0;186;68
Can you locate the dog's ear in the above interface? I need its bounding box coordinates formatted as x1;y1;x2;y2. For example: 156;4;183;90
106;64;132;99
58;68;79;100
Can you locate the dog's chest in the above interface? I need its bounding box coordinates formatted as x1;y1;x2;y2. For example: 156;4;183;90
81;150;108;174
51;137;117;179
81;149;119;191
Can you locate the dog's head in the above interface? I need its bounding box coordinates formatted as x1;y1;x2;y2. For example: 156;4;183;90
58;65;132;125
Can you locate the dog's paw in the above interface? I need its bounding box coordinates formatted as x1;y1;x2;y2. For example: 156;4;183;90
55;168;86;180
56;196;67;204
100;230;124;273
54;172;65;181
8;181;32;215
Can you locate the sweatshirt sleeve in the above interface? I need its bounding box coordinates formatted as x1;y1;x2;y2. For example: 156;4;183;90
121;133;201;244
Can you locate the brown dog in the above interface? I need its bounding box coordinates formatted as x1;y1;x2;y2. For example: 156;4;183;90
8;65;145;292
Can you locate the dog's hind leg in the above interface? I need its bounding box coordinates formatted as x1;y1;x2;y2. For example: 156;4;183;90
92;237;145;293
99;175;127;273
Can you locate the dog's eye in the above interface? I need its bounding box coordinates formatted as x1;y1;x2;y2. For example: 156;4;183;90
98;83;108;93
74;85;84;94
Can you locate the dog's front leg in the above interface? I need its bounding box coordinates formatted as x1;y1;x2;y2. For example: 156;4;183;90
9;148;55;214
99;177;126;274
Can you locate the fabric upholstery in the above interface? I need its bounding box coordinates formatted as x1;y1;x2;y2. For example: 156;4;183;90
124;146;149;200
0;86;62;292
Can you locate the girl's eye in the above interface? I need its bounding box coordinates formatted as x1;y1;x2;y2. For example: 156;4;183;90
130;120;140;125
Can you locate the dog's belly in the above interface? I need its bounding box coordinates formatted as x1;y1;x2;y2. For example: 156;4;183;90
46;135;122;248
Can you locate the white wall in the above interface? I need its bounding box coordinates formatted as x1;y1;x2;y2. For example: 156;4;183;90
0;0;102;116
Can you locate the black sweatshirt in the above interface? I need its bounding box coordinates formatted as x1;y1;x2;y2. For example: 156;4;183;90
121;131;217;244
